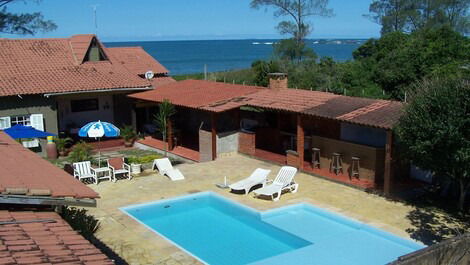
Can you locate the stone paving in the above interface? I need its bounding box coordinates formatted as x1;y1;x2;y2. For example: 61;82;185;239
85;153;419;265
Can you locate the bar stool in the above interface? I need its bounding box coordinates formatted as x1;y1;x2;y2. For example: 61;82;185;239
330;153;343;175
312;148;321;169
351;156;360;179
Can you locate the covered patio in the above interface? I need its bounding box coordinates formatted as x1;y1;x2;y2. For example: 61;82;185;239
237;81;404;194
128;79;263;162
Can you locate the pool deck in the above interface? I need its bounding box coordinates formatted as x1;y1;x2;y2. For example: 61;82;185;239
85;153;420;265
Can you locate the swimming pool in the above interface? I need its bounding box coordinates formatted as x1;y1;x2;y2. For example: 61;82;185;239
121;192;423;265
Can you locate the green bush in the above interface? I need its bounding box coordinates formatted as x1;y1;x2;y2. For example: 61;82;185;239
60;207;100;240
68;141;93;163
126;154;162;165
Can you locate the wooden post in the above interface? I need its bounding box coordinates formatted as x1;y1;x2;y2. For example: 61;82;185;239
211;112;217;160
384;130;393;195
167;119;173;151
297;114;305;169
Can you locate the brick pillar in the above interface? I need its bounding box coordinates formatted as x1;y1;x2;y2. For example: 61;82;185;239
297;114;305;169
211;112;217;160
239;131;255;155
286;150;299;167
384;130;393;195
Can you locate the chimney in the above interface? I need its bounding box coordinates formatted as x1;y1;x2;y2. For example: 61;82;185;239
268;73;288;91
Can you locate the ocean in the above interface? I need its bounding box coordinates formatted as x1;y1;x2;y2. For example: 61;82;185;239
105;39;365;75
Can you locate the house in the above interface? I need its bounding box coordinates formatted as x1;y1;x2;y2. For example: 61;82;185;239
0;131;114;264
0;34;174;154
129;74;405;194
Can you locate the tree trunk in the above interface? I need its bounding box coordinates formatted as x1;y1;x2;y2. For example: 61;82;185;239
163;131;167;157
458;179;469;211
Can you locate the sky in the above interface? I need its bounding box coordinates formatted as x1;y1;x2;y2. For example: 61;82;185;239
5;0;381;41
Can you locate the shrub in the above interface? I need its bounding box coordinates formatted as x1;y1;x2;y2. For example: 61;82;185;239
60;207;100;240
68;141;93;163
126;154;162;165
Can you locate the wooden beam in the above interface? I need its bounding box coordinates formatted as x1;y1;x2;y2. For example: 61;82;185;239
297;114;305;169
384;130;393;195
0;195;96;207
211;113;217;160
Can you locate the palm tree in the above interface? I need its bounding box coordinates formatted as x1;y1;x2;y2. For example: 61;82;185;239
153;99;176;156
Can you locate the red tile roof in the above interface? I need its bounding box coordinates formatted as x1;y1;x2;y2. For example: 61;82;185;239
128;79;264;112
0;35;171;97
0;132;99;199
70;34;96;64
128;80;403;129
244;89;339;112
245;89;403;129
0;210;113;264
106;46;169;75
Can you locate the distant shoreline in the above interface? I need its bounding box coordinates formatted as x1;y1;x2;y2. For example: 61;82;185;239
104;38;371;44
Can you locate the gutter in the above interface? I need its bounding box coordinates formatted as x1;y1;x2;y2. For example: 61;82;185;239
43;86;152;97
0;194;97;207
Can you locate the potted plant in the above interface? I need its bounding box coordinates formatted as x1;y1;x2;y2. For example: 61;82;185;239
55;137;73;156
120;125;137;147
127;157;142;174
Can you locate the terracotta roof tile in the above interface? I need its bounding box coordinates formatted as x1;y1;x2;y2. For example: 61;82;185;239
0;211;113;264
70;35;95;64
106;46;169;74
0;132;98;199
129;79;263;112
0;35;172;97
244;89;339;112
129;79;403;129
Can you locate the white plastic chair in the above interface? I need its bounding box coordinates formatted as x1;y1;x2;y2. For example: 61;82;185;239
152;158;185;181
73;161;97;184
253;166;298;201
229;168;271;194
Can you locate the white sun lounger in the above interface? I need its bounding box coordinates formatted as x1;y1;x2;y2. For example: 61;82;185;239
253;166;298;201
229;168;271;194
152;158;185;181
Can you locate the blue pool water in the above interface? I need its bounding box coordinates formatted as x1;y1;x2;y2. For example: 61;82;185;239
121;192;423;265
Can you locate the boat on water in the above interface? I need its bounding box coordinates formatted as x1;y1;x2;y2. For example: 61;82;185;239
264;42;273;45
252;42;261;45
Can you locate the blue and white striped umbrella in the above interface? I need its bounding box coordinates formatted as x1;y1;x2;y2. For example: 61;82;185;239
78;121;120;138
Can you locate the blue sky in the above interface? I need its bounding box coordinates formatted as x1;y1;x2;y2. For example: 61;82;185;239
5;0;381;41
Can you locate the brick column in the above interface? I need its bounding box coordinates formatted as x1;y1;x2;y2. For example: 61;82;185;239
239;131;255;155
384;130;393;195
297;114;305;169
211;112;217;160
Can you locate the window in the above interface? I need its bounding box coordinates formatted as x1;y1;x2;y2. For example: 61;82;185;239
71;99;99;112
11;115;31;126
84;38;108;62
0;114;43;131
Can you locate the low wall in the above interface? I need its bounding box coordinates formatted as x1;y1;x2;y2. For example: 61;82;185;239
217;131;238;155
198;129;212;162
311;135;385;182
389;233;470;265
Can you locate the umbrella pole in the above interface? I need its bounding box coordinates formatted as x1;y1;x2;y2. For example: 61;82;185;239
98;137;101;167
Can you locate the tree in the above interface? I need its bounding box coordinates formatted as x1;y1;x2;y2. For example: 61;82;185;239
351;26;469;99
251;0;333;61
366;0;470;35
273;38;316;62
365;0;417;34
153;99;176;156
396;78;470;211
0;0;56;35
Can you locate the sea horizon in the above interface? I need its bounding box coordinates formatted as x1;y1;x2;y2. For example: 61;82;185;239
105;39;364;75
